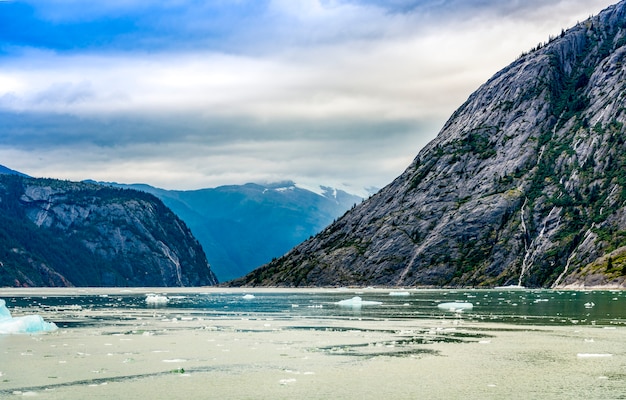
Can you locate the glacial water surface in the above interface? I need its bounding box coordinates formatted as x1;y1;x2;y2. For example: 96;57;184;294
0;287;625;399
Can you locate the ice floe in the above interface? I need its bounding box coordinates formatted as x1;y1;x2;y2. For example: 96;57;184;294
437;302;474;312
145;294;169;305
336;296;382;307
576;353;613;358
0;299;58;334
242;294;255;300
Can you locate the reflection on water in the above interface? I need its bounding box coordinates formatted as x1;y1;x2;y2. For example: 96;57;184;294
3;288;625;327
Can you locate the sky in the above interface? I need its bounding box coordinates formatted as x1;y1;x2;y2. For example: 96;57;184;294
0;0;618;195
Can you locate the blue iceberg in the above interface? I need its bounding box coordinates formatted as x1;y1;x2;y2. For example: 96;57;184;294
0;299;58;334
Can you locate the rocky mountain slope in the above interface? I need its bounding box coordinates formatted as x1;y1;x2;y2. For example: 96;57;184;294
234;1;626;288
0;174;218;287
98;181;363;281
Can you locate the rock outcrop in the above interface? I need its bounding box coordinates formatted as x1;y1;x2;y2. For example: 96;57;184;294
233;1;626;288
100;181;364;282
0;175;218;287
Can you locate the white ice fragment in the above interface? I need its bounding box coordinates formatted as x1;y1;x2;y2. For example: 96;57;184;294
584;302;595;308
336;296;382;307
437;302;473;312
145;294;169;305
162;359;187;363
389;291;410;296
577;353;613;358
242;294;255;300
0;299;57;334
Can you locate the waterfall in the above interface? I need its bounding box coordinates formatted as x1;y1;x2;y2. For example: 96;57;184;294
518;203;561;286
517;198;531;286
552;225;595;288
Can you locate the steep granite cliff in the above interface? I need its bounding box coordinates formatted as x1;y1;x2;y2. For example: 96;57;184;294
98;181;364;281
0;175;218;287
234;1;626;288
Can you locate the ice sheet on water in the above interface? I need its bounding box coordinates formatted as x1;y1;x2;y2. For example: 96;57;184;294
0;299;57;334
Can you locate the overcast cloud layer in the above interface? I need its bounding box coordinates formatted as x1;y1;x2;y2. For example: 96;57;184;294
0;0;617;193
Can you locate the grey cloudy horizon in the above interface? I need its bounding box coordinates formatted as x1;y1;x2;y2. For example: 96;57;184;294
0;0;617;194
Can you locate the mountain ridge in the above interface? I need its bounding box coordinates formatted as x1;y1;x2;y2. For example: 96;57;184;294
232;1;626;289
2;164;365;282
89;180;364;281
0;174;218;287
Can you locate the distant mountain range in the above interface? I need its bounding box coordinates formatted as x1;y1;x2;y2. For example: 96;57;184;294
93;181;364;281
1;164;365;283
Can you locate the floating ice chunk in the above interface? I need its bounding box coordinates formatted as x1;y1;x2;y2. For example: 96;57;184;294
242;294;255;300
437;302;474;312
336;296;382;307
389;291;410;296
584;302;595;308
494;285;525;290
577;353;613;358
0;299;57;334
145;294;169;305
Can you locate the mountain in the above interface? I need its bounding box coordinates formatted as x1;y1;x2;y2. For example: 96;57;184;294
233;1;626;289
95;181;364;281
0;174;218;287
0;164;28;177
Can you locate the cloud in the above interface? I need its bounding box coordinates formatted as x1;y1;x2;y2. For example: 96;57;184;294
0;0;618;191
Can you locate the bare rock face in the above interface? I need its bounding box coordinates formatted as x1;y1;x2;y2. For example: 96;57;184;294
0;175;218;287
235;1;626;288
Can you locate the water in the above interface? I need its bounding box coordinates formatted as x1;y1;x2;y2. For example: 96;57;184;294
1;287;625;399
5;288;624;325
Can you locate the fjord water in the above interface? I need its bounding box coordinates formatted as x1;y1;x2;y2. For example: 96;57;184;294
0;288;625;399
